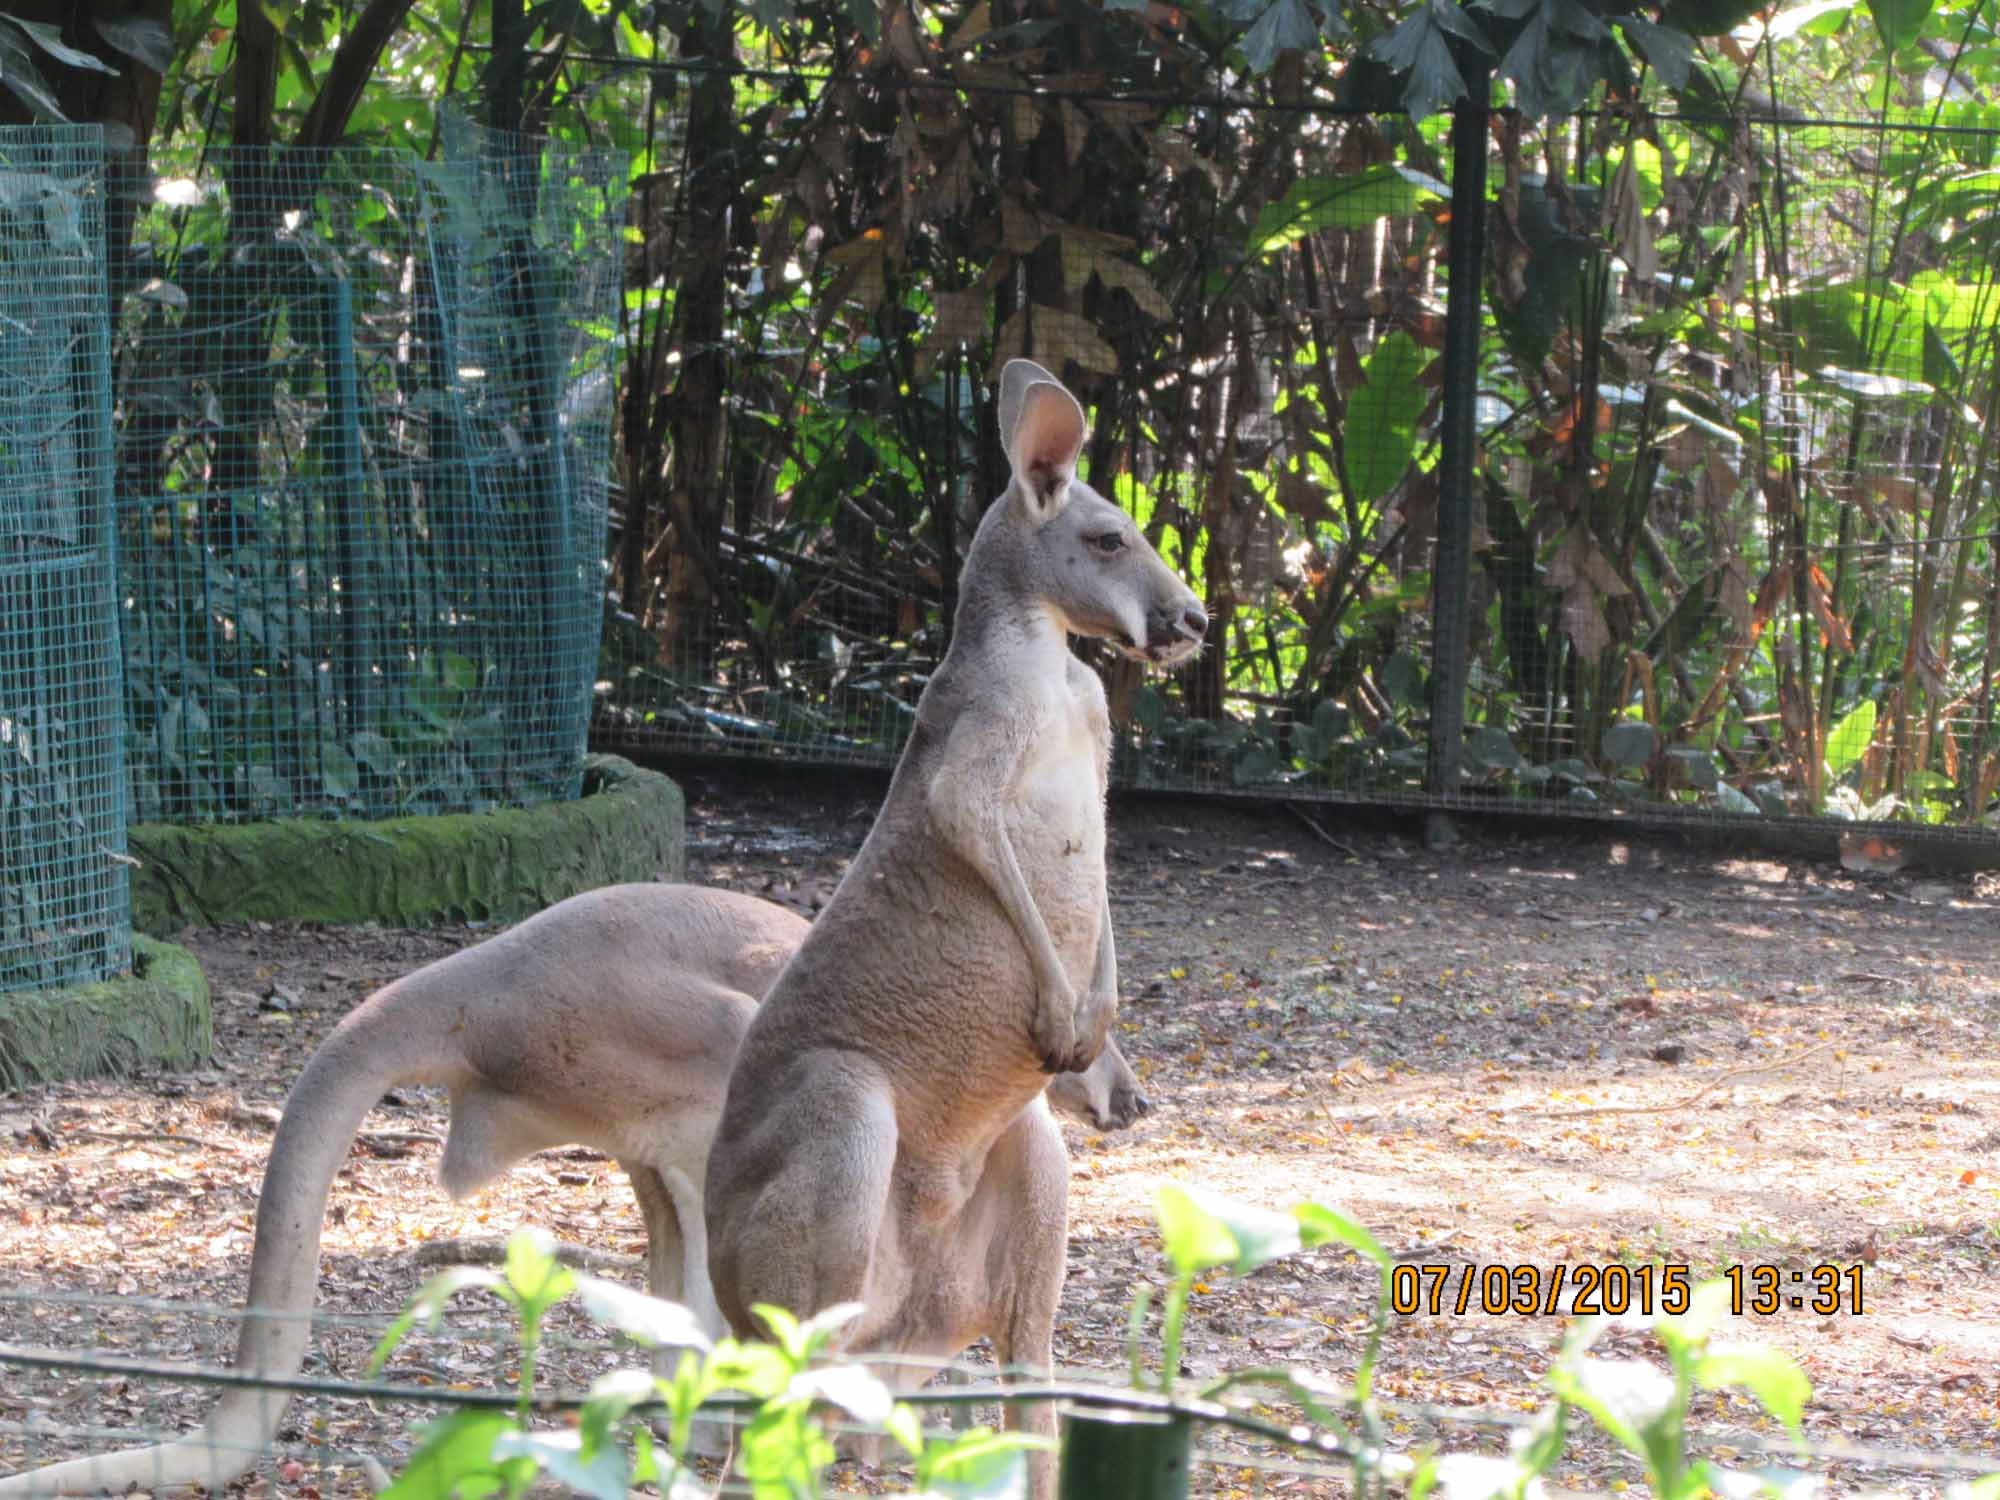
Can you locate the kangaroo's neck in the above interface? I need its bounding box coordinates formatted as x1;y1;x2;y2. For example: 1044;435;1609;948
949;567;1071;672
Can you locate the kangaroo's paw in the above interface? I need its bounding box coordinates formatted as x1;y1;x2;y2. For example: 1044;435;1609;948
1031;979;1093;1075
1074;982;1116;1066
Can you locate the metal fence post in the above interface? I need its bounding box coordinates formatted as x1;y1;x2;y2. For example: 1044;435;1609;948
1059;1406;1193;1500
1424;67;1492;850
325;275;376;748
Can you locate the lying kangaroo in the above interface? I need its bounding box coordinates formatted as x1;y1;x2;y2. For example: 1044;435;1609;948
706;358;1206;1499
0;882;1148;1498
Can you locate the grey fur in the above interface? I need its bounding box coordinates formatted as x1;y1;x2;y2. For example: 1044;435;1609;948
705;360;1204;1500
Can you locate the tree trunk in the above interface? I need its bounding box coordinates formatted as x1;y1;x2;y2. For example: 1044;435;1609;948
656;0;735;668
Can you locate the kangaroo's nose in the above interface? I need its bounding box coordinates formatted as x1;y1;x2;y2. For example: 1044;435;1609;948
1181;605;1209;639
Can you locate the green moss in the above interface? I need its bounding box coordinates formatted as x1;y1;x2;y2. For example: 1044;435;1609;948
127;755;685;936
0;937;212;1092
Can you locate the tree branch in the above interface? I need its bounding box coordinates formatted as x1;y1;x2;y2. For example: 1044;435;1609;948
295;0;417;150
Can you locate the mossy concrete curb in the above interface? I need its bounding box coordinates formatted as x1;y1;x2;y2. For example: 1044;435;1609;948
127;754;686;937
0;937;212;1091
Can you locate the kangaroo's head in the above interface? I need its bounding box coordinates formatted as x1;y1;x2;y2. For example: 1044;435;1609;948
988;358;1208;667
1046;1043;1152;1132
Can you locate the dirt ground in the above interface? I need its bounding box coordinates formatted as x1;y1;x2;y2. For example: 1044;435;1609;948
3;765;1998;1497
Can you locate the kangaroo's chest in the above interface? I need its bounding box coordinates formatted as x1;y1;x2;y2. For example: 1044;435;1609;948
1006;673;1109;948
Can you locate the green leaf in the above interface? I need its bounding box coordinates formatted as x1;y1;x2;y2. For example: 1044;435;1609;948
0;26;68;119
795;1300;866;1356
579;1367;660;1437
1155;1184;1248;1275
1240;0;1320;71
1602;721;1657;770
1160;1184;1309;1274
1467;726;1521;771
1311;699;1352;744
883;1402;925;1458
1490;0;1605;117
321;743;361;799
1824;700;1876;779
1658;0;1766;33
1380;649;1424;709
915;1428;1051;1497
1345;332;1431;504
1774;279;1922;374
9;19;118;74
704;1338;794;1400
574;1274;713;1350
1924;322;1962;389
1295;1202;1393;1268
1614;15;1694;88
1696;1345;1811;1438
91;14;174;72
491;1429;628;1500
350;730;397;776
1232;747;1283;785
1866;0;1933;49
1766;0;1857;38
1559;1356;1677;1454
1665;747;1719;790
380;1410;538;1500
442;650;482;693
1655;1278;1735;1348
502;1228;576;1317
1716;781;1760;816
1248;167;1447;257
788;1365;894;1427
1370;0;1492;122
1950;1475;2000;1500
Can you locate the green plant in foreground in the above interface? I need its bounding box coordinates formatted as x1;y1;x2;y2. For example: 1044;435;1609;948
374;1206;2000;1500
368;1228;1043;1499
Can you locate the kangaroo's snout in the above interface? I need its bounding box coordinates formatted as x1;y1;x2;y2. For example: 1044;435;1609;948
1113;1082;1152;1128
1045;1039;1151;1132
1142;601;1207;666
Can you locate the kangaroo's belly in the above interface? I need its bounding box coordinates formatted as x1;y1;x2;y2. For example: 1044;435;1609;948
1007;702;1106;968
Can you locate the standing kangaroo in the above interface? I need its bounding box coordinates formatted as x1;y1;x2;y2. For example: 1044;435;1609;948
706;358;1206;1498
0;883;1147;1498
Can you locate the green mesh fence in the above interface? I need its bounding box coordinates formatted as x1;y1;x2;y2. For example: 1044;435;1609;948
589;75;2000;847
0;125;128;993
117;123;624;824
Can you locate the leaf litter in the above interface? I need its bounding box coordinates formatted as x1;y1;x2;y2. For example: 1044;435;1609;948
2;767;1997;1496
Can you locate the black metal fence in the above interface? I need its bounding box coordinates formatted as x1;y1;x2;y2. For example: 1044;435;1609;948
591;62;2000;849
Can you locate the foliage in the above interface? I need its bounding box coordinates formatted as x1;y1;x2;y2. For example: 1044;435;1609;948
369;1228;1045;1500
12;0;2000;837
367;1196;1983;1500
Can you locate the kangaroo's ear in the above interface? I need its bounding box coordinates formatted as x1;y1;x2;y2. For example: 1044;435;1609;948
998;358;1060;445
1003;371;1086;523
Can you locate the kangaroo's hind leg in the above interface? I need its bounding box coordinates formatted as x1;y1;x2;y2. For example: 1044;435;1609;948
624;1160;736;1460
707;1058;899;1342
984;1107;1070;1500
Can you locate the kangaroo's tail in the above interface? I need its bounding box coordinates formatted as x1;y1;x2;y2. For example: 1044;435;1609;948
0;978;461;1497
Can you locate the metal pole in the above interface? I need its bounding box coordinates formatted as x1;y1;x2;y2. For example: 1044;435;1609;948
1059;1406;1193;1500
1424;67;1492;850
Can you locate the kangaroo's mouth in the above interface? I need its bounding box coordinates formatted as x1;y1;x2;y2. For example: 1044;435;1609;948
1137;636;1202;668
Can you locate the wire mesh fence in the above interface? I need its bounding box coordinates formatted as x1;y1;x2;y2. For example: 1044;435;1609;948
3;1283;1996;1500
590;63;2000;849
0;125;128;993
116;121;624;826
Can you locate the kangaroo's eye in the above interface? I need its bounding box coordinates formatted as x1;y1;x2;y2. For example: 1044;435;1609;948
1091;531;1126;555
